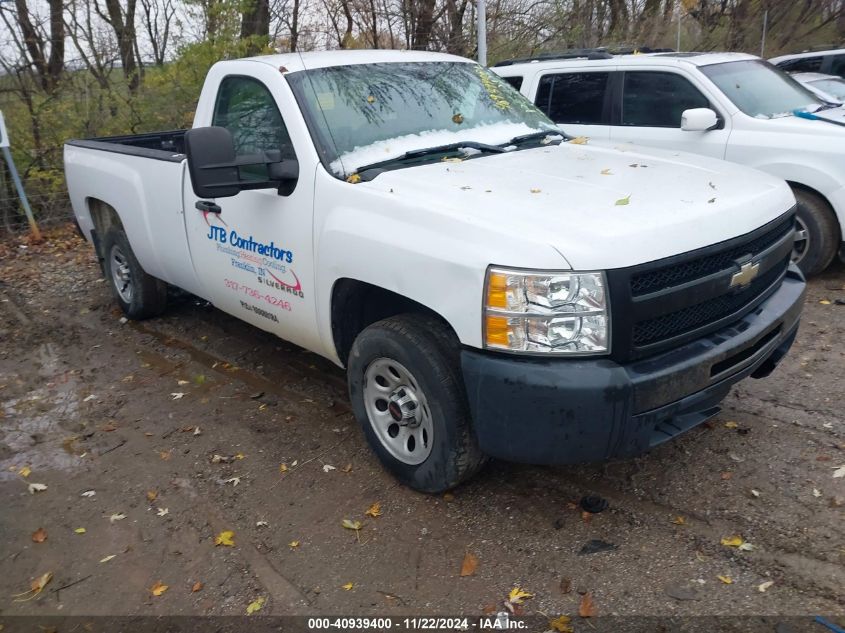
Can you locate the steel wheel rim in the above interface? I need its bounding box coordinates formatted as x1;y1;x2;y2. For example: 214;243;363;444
363;358;434;465
110;244;134;304
791;216;810;265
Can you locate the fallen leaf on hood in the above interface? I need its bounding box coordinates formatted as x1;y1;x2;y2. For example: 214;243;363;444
832;465;845;478
717;575;733;584
246;596;265;614
157;508;169;517
442;156;463;163
18;465;31;478
146;490;158;502
758;580;774;592
12;571;53;601
74;527;86;534
108;513;126;523
507;587;533;604
600;169;612;175
28;483;47;494
708;198;716;204
530;188;542;193
170;393;185;400
365;502;382;518
615;195;631;206
672;516;687;525
322;464;336;473
346;173;361;184
31;528;47;543
724;421;739;429
568;136;588;145
215;530;235;546
460;552;478;577
289;540;300;548
99;555;116;563
150;581;168;596
342;519;362;531
549;615;574;632
342;582;354;591
192;581;203;592
721;535;744;547
578;592;597;617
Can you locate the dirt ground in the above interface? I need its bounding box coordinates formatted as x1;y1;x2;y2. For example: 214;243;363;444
0;226;843;623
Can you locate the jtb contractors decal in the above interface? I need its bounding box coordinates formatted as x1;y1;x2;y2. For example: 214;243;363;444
206;225;304;299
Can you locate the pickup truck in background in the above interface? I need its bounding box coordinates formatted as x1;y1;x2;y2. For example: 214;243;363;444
492;51;845;276
65;50;805;493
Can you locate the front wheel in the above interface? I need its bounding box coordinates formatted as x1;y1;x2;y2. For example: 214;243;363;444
791;188;839;277
347;314;485;493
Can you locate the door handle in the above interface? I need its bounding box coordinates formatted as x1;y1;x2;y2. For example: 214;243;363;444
195;200;222;214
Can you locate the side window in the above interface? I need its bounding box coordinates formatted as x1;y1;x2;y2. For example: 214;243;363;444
534;72;608;125
831;54;845;79
212;76;296;163
502;75;523;91
622;72;710;128
778;56;823;73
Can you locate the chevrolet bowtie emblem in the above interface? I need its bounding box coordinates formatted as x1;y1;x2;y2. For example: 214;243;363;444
730;261;760;288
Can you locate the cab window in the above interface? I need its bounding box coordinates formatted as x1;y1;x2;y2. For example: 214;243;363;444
501;75;524;91
777;56;824;73
621;71;710;127
535;72;608;124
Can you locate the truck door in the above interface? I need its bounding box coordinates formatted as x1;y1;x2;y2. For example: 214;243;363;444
182;70;321;353
609;70;730;159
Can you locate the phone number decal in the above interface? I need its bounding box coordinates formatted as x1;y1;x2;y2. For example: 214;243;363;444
225;279;292;311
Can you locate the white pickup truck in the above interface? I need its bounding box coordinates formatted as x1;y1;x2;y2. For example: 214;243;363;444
65;50;805;493
492;51;845;276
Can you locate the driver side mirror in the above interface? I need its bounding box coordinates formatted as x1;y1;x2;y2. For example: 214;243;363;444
681;108;719;132
184;126;299;198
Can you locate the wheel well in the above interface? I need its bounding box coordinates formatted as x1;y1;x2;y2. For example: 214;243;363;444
86;198;123;259
330;279;454;366
786;182;841;235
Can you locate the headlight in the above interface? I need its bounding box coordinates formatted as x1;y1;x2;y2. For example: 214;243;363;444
484;267;609;354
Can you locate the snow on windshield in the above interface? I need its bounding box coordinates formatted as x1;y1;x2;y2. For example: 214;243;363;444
328;121;550;176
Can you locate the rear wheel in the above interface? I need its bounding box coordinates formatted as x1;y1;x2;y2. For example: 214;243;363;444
347;314;485;493
101;227;167;319
791;188;839;277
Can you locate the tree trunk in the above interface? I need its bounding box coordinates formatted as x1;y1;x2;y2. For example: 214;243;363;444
411;0;436;50
100;0;140;93
12;0;64;93
241;0;271;53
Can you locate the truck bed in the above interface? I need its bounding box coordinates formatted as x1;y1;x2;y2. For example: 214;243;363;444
65;130;187;162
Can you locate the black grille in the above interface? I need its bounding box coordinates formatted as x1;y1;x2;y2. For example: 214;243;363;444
630;216;794;296
632;256;788;347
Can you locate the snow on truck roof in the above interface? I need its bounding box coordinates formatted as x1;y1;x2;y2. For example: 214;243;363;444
233;49;473;73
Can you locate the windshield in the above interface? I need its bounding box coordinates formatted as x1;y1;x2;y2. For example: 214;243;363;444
286;61;557;177
810;77;845;100
700;59;823;118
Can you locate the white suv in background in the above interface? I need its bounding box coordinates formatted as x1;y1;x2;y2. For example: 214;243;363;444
493;51;845;275
770;48;845;78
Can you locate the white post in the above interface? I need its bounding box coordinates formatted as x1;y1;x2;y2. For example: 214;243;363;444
477;0;487;67
676;4;681;52
760;9;768;58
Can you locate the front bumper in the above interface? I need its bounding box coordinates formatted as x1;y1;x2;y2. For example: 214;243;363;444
461;266;806;464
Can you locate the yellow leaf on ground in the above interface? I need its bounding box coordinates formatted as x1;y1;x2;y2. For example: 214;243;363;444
146;490;158;502
279;463;288;473
717;575;733;584
549;615;574;633
364;502;382;518
289;540;300;548
721;535;744;547
18;465;31;478
31;527;47;543
724;421;739;429
672;516;686;525
578;592;598;617
99;555;116;563
568;136;589;145
235;453;245;460
342;582;354;591
13;572;53;602
341;463;353;473
508;587;533;604
341;519;362;531
246;596;265;615
460;552;478;577
74;528;86;534
151;581;168;596
819;300;831;305
214;530;235;546
192;581;203;592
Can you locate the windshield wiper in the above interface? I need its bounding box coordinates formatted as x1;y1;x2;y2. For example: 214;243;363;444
504;130;566;146
354;141;506;177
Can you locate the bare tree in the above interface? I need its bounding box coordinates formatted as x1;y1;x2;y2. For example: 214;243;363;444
97;0;141;93
241;0;271;53
139;0;177;65
0;0;65;94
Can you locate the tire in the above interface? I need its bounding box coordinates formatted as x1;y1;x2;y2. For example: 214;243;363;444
791;188;839;277
101;227;167;319
347;314;486;493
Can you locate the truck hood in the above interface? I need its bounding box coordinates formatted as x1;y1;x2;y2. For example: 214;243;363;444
365;141;795;270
